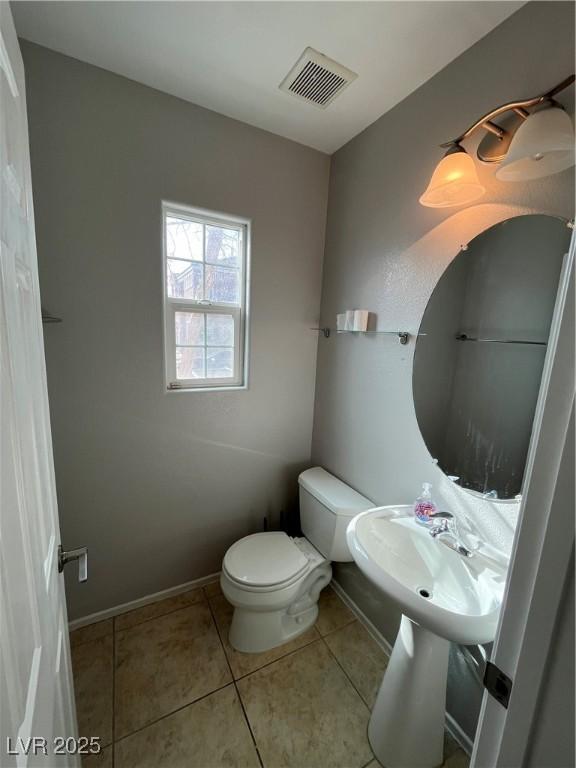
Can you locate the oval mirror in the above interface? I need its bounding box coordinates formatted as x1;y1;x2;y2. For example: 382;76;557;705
413;214;570;499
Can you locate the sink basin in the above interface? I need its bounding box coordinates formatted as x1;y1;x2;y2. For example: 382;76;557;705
347;504;505;645
346;504;506;768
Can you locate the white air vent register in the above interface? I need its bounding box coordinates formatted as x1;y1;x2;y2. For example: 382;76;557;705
279;47;357;109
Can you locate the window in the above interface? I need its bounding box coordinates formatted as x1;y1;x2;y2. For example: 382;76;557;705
162;203;249;390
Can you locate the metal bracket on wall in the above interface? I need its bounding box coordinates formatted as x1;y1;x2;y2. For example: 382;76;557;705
311;328;411;344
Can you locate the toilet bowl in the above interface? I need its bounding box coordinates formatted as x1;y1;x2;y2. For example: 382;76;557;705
221;533;332;653
220;467;373;653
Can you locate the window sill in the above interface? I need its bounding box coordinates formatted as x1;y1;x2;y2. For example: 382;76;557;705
165;384;248;394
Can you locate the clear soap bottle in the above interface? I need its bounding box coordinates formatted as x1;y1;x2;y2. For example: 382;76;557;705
413;482;437;525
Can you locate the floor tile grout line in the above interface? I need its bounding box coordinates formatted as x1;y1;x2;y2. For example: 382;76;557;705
320;635;373;713
69;632;114;650
107;637;456;768
76;588;366;762
204;589;265;768
317;615;357;641
112;680;236;746
233;680;265;768
320;636;381;766
321;636;459;768
232;632;321;683
72;587;464;768
111;587;235;747
224;623;373;768
113;594;209;634
97;588;256;749
203;587;235;680
70;598;209;647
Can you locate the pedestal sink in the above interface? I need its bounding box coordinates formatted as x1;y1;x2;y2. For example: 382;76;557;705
346;505;506;768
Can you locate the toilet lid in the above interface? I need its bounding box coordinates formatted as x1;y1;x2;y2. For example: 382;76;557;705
224;532;309;588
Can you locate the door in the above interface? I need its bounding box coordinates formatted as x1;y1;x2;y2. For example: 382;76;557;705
472;231;575;767
0;4;78;766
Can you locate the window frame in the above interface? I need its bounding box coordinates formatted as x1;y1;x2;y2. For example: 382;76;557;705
162;201;250;391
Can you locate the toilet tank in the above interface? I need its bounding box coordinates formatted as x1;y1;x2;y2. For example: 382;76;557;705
298;467;373;561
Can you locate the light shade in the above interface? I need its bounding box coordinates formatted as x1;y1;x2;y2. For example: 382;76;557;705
496;107;575;182
419;148;486;208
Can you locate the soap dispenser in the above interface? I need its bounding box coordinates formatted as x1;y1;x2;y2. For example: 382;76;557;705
413;482;437;525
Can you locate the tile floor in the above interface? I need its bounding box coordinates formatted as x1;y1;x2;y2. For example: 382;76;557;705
70;583;470;768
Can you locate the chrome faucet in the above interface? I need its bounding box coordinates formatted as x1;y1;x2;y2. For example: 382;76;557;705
429;512;473;558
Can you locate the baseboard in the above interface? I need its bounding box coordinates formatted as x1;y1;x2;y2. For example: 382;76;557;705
330;579;474;757
329;579;393;655
444;711;474;757
68;572;221;631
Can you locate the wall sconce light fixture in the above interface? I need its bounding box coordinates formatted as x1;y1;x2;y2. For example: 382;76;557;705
419;144;485;208
420;75;575;208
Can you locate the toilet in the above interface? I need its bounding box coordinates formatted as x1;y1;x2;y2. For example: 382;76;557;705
220;467;373;653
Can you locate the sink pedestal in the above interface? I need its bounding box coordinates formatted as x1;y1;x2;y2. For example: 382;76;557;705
368;615;449;768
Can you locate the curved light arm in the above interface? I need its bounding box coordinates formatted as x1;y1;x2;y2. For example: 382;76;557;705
439;74;575;149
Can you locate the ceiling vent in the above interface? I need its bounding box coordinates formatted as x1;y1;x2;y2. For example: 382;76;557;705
279;47;357;109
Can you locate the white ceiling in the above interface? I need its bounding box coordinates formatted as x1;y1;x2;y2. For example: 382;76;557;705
12;1;523;154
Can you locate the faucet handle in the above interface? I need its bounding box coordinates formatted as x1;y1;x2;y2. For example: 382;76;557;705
429;517;449;537
429;511;453;519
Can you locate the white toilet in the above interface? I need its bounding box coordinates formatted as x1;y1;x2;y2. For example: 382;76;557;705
220;467;372;653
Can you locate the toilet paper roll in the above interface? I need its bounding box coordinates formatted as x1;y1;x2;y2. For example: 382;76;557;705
353;310;369;332
336;313;346;332
345;310;355;331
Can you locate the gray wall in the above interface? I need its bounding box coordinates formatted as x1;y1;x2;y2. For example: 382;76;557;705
312;1;574;741
22;41;330;620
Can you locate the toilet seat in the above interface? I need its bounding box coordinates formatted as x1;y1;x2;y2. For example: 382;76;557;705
223;532;309;590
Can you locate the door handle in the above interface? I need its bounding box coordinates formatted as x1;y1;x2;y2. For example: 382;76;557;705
58;545;88;582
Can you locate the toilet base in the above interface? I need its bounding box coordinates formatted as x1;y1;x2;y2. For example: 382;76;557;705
229;603;318;653
222;555;332;654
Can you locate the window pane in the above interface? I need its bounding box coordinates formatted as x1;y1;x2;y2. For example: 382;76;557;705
166;217;203;261
205;225;240;267
206;314;234;346
175;312;205;345
207;348;234;378
176;347;205;379
164;206;247;389
167;260;203;299
206;265;239;303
